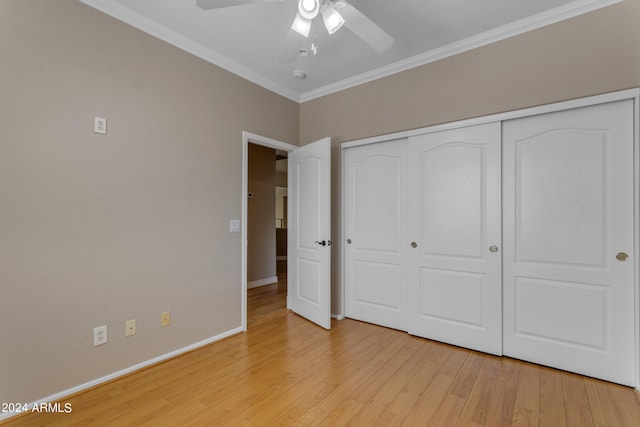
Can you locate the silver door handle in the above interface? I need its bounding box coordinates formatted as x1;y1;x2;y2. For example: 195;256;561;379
489;245;499;253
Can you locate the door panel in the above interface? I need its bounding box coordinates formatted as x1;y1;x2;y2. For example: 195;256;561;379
408;122;502;355
344;139;408;331
503;100;635;385
419;142;485;258
289;138;331;329
515;129;607;266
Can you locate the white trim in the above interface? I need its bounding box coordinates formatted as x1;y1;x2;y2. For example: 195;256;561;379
343;89;640;148
80;0;621;103
340;140;347;322
242;132;298;331
634;94;640;391
248;276;278;289
79;0;299;102
332;314;345;320
0;326;243;422
299;0;623;102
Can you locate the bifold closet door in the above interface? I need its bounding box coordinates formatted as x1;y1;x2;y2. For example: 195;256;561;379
344;139;408;331
407;123;503;355
503;100;635;386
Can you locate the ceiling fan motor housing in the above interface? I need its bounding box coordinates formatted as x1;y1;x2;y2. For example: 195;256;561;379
298;0;320;19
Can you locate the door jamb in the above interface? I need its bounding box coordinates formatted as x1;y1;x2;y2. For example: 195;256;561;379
241;131;298;331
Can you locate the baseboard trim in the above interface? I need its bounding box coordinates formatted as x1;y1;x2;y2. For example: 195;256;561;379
332;314;345;320
248;276;278;289
0;326;243;422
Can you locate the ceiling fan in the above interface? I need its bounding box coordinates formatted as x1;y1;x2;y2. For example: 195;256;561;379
196;0;394;63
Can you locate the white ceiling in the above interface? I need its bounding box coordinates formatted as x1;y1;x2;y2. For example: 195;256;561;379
80;0;619;102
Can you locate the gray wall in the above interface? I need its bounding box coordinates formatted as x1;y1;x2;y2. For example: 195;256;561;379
247;144;276;283
2;0;639;406
299;0;640;315
300;1;640;144
0;0;298;404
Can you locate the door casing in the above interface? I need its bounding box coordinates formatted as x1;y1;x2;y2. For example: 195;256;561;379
241;132;298;331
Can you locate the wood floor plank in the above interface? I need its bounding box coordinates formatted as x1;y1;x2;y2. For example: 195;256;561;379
483;357;521;427
267;382;337;426
458;356;501;425
539;367;567;427
515;363;541;411
291;406;330;426
511;406;535;427
350;338;420;404
318;398;362;426
565;402;595;427
384;343;447;417
427;393;465;426
512;362;541;426
400;372;455;425
584;377;624;427
4;286;640;427
448;351;484;399
562;372;590;407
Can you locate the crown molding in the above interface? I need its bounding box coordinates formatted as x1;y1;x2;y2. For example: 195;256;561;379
79;0;301;102
80;0;622;104
298;0;624;102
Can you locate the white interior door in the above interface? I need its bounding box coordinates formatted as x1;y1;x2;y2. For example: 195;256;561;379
344;138;408;331
407;123;503;355
503;100;635;385
289;138;331;329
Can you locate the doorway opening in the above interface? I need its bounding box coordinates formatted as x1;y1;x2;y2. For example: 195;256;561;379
241;132;297;330
246;145;289;326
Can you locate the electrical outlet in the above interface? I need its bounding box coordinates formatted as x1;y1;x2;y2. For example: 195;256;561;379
93;325;107;346
94;117;107;135
161;311;171;327
125;319;136;337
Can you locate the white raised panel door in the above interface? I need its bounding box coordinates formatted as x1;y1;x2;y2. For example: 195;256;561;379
407;123;502;355
503;100;635;385
289;138;331;329
344;139;408;331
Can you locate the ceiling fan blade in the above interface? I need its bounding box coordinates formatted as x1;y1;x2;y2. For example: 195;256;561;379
340;3;394;52
196;0;281;11
278;28;306;64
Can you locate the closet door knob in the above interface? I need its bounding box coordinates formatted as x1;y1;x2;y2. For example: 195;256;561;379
616;252;629;261
411;242;417;248
489;245;499;253
346;239;352;244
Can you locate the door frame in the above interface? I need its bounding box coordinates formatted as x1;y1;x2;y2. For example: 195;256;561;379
241;131;298;331
341;88;640;389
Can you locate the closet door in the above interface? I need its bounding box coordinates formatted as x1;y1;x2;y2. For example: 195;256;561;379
344;139;408;331
407;123;502;355
503;100;635;385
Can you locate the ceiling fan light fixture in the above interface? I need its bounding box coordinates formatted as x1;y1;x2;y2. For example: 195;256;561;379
291;13;312;37
298;0;320;20
321;5;344;34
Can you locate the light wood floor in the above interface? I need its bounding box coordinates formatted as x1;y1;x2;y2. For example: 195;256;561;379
5;268;640;426
247;260;288;327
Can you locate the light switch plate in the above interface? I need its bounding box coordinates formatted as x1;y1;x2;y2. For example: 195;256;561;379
230;219;240;233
